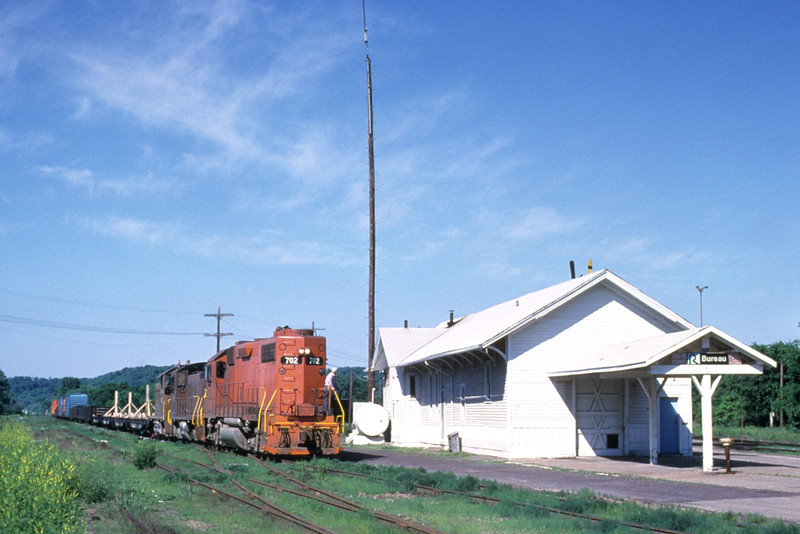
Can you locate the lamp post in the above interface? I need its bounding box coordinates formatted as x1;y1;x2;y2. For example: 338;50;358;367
696;285;708;326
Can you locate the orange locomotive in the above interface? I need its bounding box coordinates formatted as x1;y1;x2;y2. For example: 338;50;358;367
153;326;342;456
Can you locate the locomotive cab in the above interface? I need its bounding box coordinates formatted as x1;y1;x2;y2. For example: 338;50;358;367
189;326;341;456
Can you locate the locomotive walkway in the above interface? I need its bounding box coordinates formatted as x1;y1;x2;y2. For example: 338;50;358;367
342;444;800;524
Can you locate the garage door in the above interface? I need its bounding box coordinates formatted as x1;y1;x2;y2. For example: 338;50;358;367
576;377;623;456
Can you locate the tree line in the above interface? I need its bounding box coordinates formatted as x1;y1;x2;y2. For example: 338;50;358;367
708;340;800;427
2;340;795;427
2;364;382;415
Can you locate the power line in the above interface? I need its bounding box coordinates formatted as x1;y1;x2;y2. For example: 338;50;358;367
1;286;201;315
204;306;234;352
0;314;204;335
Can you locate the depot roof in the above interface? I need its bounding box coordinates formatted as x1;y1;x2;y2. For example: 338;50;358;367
373;269;694;370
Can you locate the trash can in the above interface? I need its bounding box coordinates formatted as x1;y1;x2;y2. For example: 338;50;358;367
447;432;461;452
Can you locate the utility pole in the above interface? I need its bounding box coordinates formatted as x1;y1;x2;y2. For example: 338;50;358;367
780;360;784;427
363;0;376;400
204;306;233;353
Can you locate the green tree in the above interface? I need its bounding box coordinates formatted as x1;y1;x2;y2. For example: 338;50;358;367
332;367;383;404
0;369;15;414
710;340;800;427
55;376;82;397
755;340;800;427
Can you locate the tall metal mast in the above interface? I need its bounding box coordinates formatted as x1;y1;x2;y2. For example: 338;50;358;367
363;0;376;400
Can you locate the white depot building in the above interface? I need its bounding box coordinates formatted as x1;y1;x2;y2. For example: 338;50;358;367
372;269;775;471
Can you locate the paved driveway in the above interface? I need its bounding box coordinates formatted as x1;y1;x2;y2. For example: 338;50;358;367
341;445;800;524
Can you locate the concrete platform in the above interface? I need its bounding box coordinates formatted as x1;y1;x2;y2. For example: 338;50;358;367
342;444;800;524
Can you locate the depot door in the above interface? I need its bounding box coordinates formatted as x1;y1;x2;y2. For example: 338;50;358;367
576;377;623;456
659;397;680;454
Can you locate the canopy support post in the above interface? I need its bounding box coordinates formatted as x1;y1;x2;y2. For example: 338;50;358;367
692;374;721;472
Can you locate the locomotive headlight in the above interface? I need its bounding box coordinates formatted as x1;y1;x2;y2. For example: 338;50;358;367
299;347;310;355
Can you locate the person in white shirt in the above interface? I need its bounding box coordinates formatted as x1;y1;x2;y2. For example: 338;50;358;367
324;367;337;415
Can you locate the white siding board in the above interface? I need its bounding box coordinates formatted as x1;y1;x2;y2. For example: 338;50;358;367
381;277;701;460
626;380;650;455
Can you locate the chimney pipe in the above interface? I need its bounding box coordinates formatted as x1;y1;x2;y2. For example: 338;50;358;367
588;260;593;274
569;260;576;279
448;309;454;327
404;320;408;328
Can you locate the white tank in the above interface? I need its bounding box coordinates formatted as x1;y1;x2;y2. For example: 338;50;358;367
353;402;389;437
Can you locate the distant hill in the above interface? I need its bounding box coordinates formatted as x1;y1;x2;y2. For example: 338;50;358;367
9;364;377;414
83;365;170;387
9;365;170;414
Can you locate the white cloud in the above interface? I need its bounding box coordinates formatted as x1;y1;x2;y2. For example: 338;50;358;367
594;235;715;274
502;206;584;242
0;3;49;80
67;2;353;176
81;214;358;267
40;166;174;196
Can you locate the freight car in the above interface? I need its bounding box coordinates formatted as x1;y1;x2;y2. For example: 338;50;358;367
54;326;343;457
53;393;88;418
154;326;342;456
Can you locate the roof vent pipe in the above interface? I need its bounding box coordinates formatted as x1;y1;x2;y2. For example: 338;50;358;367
404;320;408;328
569;260;576;279
588;260;593;274
448;310;454;327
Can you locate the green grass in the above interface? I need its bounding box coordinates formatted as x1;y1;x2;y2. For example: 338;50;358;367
695;423;800;444
7;415;800;533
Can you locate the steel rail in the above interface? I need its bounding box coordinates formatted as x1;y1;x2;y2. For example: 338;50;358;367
693;437;800;455
321;464;772;531
304;464;762;534
118;505;155;534
155;463;335;534
414;485;692;534
248;454;445;534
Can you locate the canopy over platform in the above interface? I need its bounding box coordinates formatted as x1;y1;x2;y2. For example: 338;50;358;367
548;325;777;470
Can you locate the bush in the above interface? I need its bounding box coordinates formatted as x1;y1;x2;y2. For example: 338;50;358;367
0;421;81;533
132;439;157;470
75;464;116;503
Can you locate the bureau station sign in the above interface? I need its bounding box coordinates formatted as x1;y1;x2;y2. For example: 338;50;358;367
687;352;729;365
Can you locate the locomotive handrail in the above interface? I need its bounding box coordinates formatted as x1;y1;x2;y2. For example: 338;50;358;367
332;389;345;434
258;389;278;433
191;389;207;426
257;390;267;432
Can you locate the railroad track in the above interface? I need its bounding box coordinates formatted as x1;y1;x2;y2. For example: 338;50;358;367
693;437;800;455
156;461;337;534
48;420;788;532
309;463;780;533
176;446;444;534
247;453;445;534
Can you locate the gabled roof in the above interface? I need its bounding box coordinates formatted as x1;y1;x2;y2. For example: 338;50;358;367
372;327;444;371
547;325;777;377
373;269;695;370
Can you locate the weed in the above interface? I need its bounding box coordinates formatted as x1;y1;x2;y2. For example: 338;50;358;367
163;471;190;484
131;439;158;469
0;421;82;533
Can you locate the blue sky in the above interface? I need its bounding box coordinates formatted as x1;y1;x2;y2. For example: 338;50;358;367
1;1;798;378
